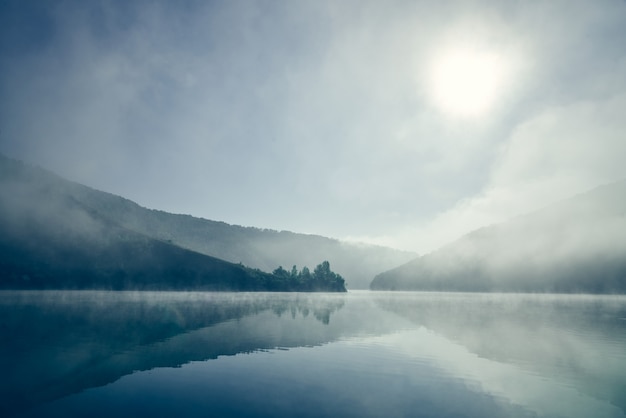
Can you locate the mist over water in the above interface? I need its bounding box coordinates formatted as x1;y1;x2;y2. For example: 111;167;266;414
3;291;625;418
2;3;626;416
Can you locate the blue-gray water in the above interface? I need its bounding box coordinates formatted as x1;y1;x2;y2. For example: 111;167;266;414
1;291;625;418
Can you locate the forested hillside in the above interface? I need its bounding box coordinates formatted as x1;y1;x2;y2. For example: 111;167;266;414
0;155;345;291
372;181;626;293
0;155;412;288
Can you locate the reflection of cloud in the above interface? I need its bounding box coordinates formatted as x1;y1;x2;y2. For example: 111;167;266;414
373;293;626;415
373;329;624;418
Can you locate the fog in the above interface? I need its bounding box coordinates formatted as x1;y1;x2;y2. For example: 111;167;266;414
2;1;626;253
372;180;626;292
0;154;413;289
2;291;624;417
2;3;626;412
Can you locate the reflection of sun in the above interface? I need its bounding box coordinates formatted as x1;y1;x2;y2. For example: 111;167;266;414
429;47;505;118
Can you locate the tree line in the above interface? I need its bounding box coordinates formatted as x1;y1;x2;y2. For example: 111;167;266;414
269;261;346;292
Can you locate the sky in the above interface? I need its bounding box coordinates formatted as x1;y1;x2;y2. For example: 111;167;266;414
1;0;626;254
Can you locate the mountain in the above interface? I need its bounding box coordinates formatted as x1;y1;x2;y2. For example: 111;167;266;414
0;155;408;289
59;183;414;290
0;155;348;291
371;181;626;293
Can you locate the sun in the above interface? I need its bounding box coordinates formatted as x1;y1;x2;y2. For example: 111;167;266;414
428;47;505;118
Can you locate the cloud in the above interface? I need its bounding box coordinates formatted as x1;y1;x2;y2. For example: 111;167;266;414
377;0;626;253
406;88;626;254
2;0;626;253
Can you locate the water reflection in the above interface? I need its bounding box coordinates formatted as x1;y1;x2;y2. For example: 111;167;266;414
374;292;626;418
376;293;626;406
1;291;625;418
0;291;349;417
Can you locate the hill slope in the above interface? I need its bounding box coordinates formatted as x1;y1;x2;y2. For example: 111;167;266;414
371;181;626;293
70;189;413;289
0;156;343;291
0;155;412;288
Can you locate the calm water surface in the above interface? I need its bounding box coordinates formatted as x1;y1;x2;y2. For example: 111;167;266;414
1;290;625;417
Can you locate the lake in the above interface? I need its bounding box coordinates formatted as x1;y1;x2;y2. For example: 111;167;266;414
1;290;625;417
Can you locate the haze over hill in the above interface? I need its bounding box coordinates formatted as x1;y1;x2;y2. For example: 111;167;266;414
0;155;412;289
371;181;626;293
0;156;301;291
69;183;415;289
4;1;626;257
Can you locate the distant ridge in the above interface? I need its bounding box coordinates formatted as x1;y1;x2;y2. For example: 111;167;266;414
371;180;626;293
0;155;290;290
67;186;415;290
0;155;411;289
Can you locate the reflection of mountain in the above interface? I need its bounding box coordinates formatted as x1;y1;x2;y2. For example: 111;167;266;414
372;181;626;293
375;293;626;413
0;291;348;417
0;155;414;290
4;291;625;418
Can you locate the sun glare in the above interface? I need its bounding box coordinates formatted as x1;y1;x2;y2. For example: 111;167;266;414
429;47;505;118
